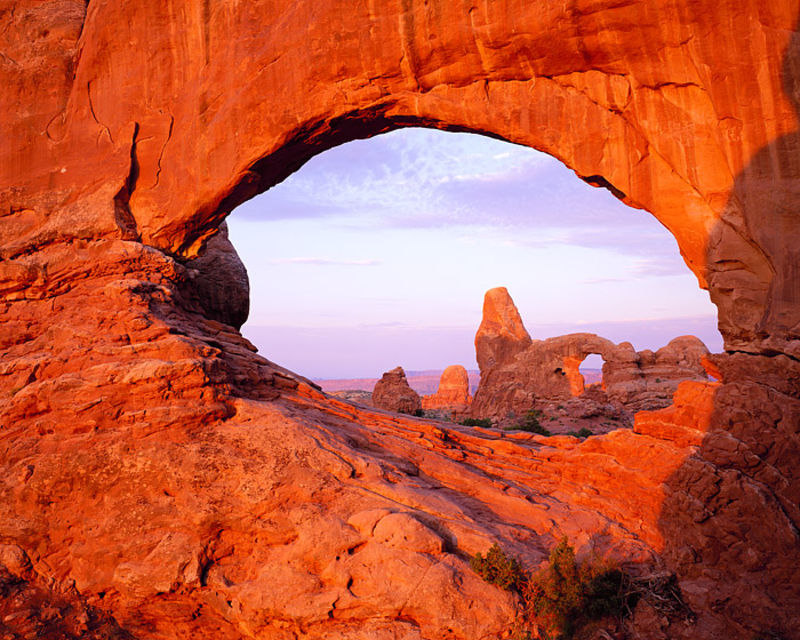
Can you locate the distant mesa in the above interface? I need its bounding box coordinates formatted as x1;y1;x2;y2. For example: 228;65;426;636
371;367;422;415
471;288;711;428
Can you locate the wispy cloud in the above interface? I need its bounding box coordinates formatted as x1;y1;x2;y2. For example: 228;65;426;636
233;128;682;264
269;257;381;266
581;277;629;285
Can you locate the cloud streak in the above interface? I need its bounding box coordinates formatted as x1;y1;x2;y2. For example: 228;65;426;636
269;257;381;266
232;128;680;265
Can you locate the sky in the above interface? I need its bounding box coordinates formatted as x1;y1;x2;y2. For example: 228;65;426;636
227;128;723;379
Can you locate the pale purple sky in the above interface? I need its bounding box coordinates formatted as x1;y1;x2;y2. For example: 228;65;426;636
227;128;722;379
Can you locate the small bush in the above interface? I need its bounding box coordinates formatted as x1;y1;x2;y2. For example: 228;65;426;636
469;543;527;593
460;417;493;428
525;537;632;639
413;408;424;417
507;410;551;436
566;427;593;439
471;538;634;640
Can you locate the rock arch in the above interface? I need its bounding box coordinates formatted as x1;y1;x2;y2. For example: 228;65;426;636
3;0;798;352
1;1;799;639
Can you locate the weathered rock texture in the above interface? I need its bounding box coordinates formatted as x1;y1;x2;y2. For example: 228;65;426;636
372;367;423;415
475;287;533;371
421;365;472;416
605;335;711;412
1;1;799;639
472;289;711;421
184;222;250;330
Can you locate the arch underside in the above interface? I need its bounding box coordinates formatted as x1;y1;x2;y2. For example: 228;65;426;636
3;0;798;351
1;1;799;639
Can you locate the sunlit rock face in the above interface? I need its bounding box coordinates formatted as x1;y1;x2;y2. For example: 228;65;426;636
1;1;799;639
422;365;472;416
474;287;533;371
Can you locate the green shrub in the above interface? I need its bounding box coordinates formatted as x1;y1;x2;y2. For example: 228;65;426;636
471;538;634;640
507;410;551;436
566;427;593;439
460;417;493;428
469;543;526;593
525;537;632;639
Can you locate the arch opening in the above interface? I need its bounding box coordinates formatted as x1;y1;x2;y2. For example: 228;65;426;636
221;127;722;419
568;353;606;396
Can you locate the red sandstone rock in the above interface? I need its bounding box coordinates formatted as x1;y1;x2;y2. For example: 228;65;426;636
421;364;472;415
183;222;250;329
1;1;799;639
475;287;532;371
605;335;711;412
371;367;422;415
472;292;710;422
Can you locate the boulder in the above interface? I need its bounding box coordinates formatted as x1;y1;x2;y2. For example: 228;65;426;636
372;367;422;415
183;222;250;329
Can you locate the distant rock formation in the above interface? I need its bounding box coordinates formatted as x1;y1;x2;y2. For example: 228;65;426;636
604;335;711;412
472;289;710;422
474;287;533;371
421;365;472;416
372;367;422;415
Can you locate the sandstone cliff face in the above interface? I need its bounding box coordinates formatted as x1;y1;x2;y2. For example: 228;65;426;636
421;365;472;416
371;367;423;415
1;1;799;639
472;291;711;422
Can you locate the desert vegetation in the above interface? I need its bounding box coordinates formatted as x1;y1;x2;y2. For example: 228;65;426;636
471;538;697;639
505;410;552;436
471;539;632;639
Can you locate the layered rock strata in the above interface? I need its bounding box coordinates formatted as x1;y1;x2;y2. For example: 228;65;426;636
1;1;799;639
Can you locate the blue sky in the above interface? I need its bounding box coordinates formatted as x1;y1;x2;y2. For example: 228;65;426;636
227;128;722;378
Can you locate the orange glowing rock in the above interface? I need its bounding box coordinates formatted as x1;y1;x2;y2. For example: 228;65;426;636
1;1;798;638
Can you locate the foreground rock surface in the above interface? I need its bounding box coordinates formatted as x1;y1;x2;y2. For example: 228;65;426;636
1;1;799;639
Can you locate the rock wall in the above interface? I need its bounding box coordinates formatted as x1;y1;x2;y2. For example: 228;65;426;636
1;1;799;638
3;0;798;354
